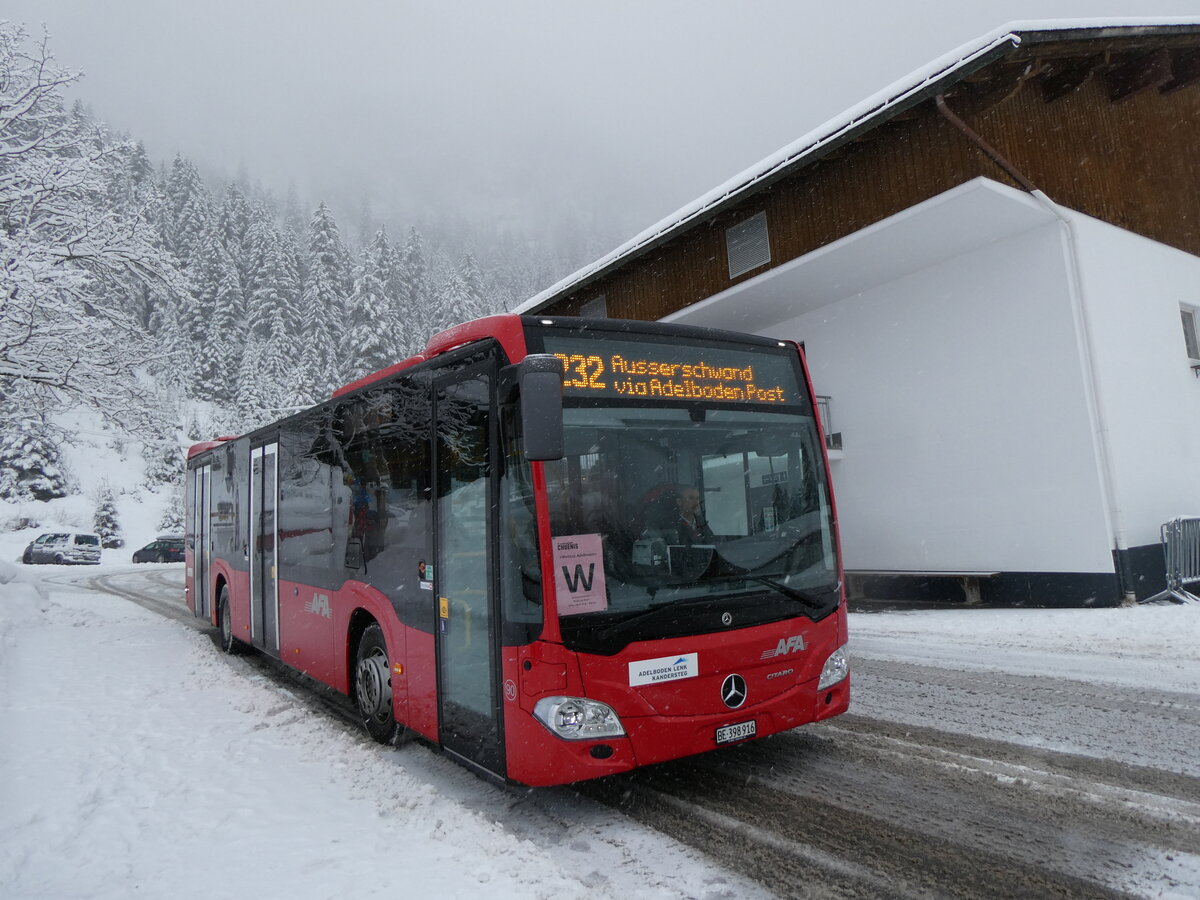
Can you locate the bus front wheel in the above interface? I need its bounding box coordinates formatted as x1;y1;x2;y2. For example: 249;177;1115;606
355;623;401;745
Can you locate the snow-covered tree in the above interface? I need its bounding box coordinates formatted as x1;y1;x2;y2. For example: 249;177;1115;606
216;183;251;259
293;204;352;400
143;434;184;489
163;155;211;267
187;228;244;399
0;392;71;502
341;246;394;383
398;227;432;356
458;251;490;319
158;491;185;534
92;482;123;548
363;227;412;363
0;24;178;421
434;262;471;333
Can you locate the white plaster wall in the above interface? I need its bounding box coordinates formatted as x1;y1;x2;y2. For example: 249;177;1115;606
770;223;1115;573
1070;213;1200;547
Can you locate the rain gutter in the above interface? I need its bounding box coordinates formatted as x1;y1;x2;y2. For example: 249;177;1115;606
935;94;1136;602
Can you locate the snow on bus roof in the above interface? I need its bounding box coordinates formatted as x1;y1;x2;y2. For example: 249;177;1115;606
514;18;1200;316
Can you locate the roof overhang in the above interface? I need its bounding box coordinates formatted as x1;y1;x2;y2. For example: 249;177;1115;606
663;178;1058;334
516;18;1200;317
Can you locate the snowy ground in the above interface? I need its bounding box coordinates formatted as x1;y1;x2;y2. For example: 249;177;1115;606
0;558;769;900
850;603;1200;695
2;543;1196;898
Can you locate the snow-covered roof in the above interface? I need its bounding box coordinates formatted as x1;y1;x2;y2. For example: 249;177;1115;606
515;18;1200;316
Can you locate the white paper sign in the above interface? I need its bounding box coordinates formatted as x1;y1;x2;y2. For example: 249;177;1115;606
629;653;699;687
552;533;608;615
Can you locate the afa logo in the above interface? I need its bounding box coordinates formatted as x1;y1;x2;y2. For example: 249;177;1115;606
760;634;806;660
305;592;332;619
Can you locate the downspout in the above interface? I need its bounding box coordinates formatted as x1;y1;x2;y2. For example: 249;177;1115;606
935;94;1136;603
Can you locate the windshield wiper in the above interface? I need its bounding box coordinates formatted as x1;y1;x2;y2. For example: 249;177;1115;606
586;595;723;640
745;576;840;612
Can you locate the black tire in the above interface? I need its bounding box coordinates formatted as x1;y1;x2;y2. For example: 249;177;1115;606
355;622;402;744
217;586;243;655
156;552;167;564
22;551;32;565
53;553;65;565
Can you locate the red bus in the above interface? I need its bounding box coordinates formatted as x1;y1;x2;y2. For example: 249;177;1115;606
185;315;848;786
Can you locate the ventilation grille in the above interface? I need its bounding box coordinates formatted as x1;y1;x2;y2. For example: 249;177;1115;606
580;294;607;318
726;211;771;279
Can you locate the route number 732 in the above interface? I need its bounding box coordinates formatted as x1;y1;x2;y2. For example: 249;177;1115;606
553;353;607;390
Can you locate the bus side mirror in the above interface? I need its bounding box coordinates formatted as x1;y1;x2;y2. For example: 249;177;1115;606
519;355;564;461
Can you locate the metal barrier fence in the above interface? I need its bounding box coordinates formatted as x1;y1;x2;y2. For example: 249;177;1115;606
1144;516;1200;603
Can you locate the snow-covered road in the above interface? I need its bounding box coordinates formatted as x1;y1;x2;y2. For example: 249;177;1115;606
2;563;1198;898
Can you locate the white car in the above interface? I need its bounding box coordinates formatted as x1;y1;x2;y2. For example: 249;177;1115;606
21;532;102;565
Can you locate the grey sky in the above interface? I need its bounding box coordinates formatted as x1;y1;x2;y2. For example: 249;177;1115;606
7;1;1196;248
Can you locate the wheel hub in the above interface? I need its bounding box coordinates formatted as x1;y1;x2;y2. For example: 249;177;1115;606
356;651;390;720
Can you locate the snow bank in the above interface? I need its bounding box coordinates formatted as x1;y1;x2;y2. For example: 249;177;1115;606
849;604;1200;692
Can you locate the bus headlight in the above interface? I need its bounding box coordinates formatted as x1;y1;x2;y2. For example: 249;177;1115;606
533;696;626;740
817;646;849;690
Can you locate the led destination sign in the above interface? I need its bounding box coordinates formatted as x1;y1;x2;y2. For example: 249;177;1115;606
540;335;803;406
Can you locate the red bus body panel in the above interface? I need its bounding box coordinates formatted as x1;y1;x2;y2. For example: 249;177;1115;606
504;602;848;786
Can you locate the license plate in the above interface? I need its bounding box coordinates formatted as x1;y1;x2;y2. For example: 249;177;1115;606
715;719;756;745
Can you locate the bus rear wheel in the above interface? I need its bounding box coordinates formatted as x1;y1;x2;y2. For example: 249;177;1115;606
355;623;401;744
217;586;243;655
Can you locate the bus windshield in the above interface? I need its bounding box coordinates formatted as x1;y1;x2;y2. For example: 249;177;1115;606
541;401;839;653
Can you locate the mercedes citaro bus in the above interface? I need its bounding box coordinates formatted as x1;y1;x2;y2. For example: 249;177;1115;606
185;315;848;786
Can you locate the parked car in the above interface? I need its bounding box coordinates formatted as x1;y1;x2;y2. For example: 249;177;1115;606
131;536;185;563
22;532;102;565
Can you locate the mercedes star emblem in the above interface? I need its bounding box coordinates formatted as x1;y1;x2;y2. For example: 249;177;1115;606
721;674;747;709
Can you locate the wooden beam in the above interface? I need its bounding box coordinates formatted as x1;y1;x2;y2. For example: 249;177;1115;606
1104;48;1171;102
1038;55;1102;102
1161;47;1200;94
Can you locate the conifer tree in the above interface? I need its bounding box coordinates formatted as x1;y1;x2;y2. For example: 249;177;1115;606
183;227;246;401
297;204;353;394
435;262;471;333
365;228;411;363
143;434;184;489
148;287;195;394
458;251;490;320
0;399;71;502
216;183;253;288
245;221;300;344
164;155;212;267
93;483;124;549
235;337;270;424
208;252;246;403
341;247;394;383
399;227;432;356
278;225;306;324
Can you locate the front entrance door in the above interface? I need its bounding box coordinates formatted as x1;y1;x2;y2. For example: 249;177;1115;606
434;365;503;775
250;442;280;653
